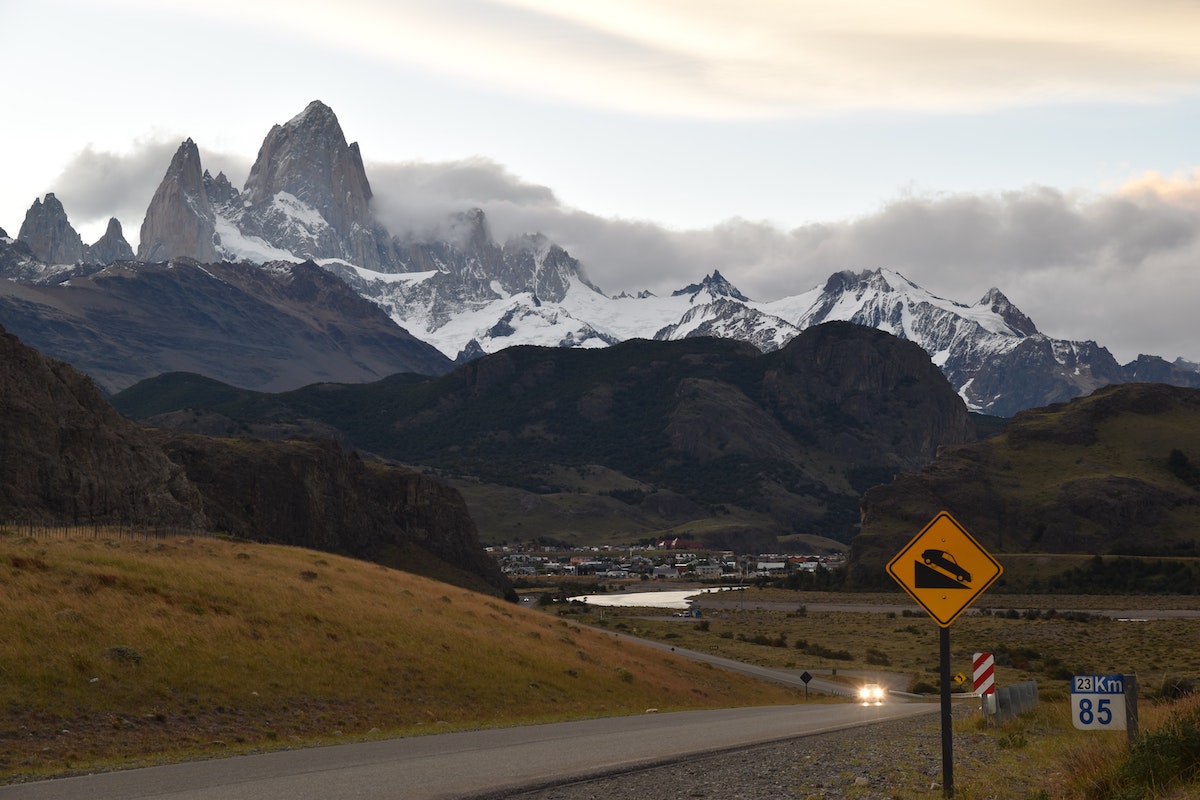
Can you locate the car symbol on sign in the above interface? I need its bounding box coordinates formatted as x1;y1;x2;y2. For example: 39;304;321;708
921;549;971;582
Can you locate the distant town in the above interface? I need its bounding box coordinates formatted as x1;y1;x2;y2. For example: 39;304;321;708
489;542;846;580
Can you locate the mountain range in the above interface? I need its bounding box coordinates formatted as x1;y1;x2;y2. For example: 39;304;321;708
107;323;1200;574
112;321;975;549
7;295;1200;582
3;99;1199;415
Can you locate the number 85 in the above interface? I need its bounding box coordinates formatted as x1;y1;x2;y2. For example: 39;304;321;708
1079;698;1112;725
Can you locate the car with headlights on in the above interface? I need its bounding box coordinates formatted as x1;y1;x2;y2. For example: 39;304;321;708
858;683;885;705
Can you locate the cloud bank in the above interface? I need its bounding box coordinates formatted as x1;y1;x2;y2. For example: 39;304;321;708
367;159;1200;364
34;138;1200;366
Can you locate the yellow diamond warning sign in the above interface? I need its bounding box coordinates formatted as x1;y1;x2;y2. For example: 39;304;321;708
886;511;1003;627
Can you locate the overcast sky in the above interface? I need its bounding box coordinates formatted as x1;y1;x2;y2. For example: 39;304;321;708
3;0;1199;363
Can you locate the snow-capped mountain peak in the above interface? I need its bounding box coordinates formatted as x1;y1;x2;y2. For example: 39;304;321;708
672;270;751;303
11;100;1199;418
976;286;1039;336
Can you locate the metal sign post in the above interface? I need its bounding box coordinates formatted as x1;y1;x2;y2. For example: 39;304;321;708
887;511;1004;799
939;627;953;795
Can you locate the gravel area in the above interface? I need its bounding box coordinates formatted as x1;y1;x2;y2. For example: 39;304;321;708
494;706;1000;800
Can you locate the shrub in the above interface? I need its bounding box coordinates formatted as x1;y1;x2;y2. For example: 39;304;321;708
107;645;143;665
1167;449;1200;488
795;641;852;660
1150;676;1197;702
747;633;788;648
998;731;1028;749
1116;699;1200;796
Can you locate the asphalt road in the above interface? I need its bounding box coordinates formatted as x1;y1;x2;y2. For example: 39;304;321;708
1;687;933;800
604;630;869;698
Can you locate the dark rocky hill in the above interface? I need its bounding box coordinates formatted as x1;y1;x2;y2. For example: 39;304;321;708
0;324;203;526
0;256;453;393
115;322;977;547
0;324;507;595
849;382;1200;587
146;431;506;595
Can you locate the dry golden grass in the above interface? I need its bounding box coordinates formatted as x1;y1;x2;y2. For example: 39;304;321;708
0;534;800;782
580;587;1200;695
935;694;1200;799
574;591;1200;798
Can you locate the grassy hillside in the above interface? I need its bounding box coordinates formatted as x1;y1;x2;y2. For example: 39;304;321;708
0;532;800;782
851;383;1200;587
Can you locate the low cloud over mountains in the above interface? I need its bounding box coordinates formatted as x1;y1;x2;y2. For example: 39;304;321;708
29;123;1200;366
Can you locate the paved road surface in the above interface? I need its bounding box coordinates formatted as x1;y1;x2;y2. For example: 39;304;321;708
1;700;933;799
604;630;869;697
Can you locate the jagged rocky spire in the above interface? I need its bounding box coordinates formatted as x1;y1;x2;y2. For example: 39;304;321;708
88;218;134;264
137;138;218;263
672;270;751;301
18;199;132;267
238;100;396;268
243;100;373;225
18;193;85;265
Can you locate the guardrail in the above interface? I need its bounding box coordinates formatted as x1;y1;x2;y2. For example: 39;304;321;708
988;680;1039;722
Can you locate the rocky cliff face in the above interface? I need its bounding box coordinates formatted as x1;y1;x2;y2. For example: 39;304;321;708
0;229;45;282
137;139;218;263
150;432;507;593
0;325;507;595
18;193;85;265
336;206;605;359
238;100;394;268
124;102;603;360
0;323;204;525
88;217;135;263
15;196;133;268
136;101;398;270
965;336;1130;413
759;321;974;471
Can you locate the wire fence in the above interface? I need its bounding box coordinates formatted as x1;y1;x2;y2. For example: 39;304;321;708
0;522;213;543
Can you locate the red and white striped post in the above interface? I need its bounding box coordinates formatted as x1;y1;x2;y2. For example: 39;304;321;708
974;652;997;718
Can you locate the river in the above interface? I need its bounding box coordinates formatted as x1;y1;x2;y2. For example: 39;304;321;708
567;586;745;609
